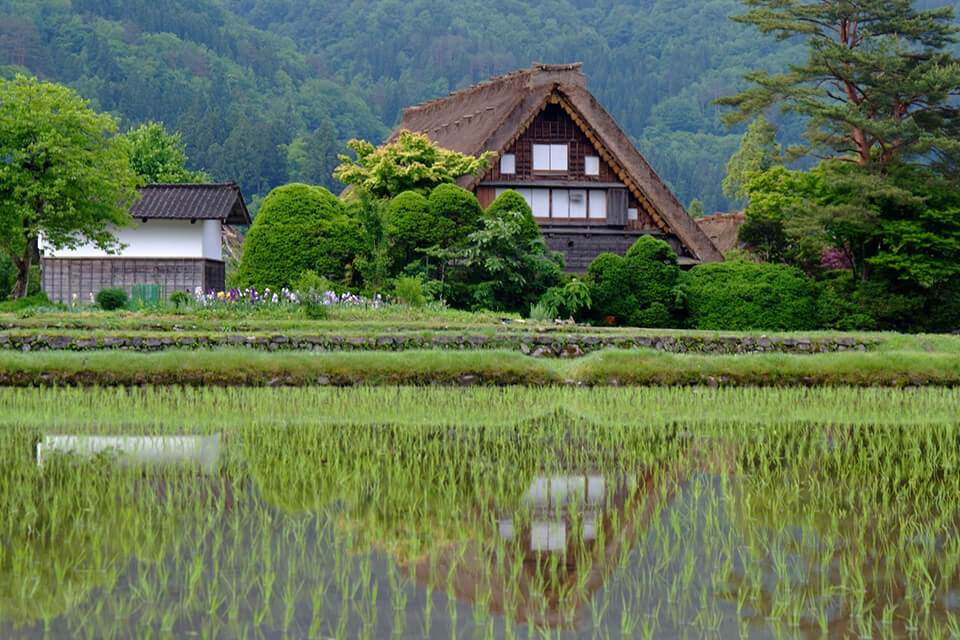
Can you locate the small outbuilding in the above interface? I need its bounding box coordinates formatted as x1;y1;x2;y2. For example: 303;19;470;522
41;182;250;303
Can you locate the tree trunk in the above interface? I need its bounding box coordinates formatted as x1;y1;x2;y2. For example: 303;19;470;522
11;235;38;299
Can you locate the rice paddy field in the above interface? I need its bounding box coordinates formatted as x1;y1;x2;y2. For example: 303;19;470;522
3;386;960;639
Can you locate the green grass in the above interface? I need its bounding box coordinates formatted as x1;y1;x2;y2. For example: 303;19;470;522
1;346;960;386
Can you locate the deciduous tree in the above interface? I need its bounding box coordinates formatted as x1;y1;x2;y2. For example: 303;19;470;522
122;121;210;184
334;130;494;199
0;75;139;298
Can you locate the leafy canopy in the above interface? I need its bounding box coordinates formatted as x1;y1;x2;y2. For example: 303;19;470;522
0;74;139;298
334;130;494;199
121;122;210;184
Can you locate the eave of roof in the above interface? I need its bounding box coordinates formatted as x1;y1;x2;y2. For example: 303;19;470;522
130;182;251;226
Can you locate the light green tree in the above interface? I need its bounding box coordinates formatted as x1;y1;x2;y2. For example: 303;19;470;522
722;116;781;201
0;75;139;298
122;122;210;184
334;130;494;199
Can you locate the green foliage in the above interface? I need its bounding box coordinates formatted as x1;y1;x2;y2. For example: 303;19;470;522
428;183;484;239
527;301;555;322
334;131;494;199
121;122;210;183
352;192;391;297
95;288;128;311
539;276;592;320
719;0;960;170
682;258;819;330
722;116;781;202
587;236;682;327
484;190;540;242
394;275;426;308
0;74;139;298
687;198;705;219
235;184;361;290
284;122;342;193
0;253;14;299
0;292;51;312
384;191;441;270
454;191;563;313
169;290;191;309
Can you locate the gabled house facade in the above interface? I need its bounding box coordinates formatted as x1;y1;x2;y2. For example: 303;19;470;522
391;63;722;270
41;182;250;303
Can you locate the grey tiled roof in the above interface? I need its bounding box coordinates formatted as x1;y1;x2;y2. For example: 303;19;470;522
129;183;251;225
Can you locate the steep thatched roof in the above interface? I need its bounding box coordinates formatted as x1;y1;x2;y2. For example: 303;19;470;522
391;63;722;262
130;183;251;225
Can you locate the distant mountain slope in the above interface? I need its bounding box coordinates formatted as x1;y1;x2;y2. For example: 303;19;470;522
0;0;386;202
2;0;957;212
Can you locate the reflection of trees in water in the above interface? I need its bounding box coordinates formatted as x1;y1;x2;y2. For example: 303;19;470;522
724;423;960;638
6;418;959;638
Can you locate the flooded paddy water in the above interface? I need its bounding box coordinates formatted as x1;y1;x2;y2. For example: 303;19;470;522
1;386;959;639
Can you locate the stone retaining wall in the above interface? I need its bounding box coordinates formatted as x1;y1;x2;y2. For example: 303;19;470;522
0;332;876;356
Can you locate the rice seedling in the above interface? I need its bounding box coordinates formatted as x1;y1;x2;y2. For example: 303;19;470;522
1;386;959;638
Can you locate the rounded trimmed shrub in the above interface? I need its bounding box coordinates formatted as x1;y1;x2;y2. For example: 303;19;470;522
428;183;483;240
236;184;362;290
95;287;128;310
484;190;539;242
682;258;819;330
385;191;444;270
587;236;681;327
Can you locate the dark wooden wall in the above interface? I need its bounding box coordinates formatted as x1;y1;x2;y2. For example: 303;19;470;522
42;258;226;304
477;103;657;229
542;229;683;273
485;103;619;183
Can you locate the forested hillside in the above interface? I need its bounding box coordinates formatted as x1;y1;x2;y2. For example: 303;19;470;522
1;0;957;212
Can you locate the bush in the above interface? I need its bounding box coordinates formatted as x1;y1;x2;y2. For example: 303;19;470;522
586;236;681;327
814;271;877;331
0;253;15;299
0;292;52;312
682;259;819;330
384;191;442;270
394;275;426;308
95;288;128;311
169;290;191;309
428;183;483;240
538;276;592;319
484;190;540;242
235;184;362;291
457;191;562;313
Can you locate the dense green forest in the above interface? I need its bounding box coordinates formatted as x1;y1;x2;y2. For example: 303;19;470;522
1;0;957;212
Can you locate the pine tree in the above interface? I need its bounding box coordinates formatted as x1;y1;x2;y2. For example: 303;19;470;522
718;0;960;172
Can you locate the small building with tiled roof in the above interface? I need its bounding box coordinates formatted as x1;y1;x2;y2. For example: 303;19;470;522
391;63;722;270
41;183;250;303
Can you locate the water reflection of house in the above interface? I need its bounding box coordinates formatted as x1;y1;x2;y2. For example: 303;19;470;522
400;467;675;631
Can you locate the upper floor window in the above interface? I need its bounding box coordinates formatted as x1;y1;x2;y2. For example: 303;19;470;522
500;153;516;174
533;144;568;172
585;155;600;176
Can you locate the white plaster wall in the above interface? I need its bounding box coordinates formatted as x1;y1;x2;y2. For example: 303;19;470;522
202;219;222;260
43;220;209;258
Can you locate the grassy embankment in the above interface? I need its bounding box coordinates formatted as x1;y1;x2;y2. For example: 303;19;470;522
0;346;959;386
2;309;959;386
